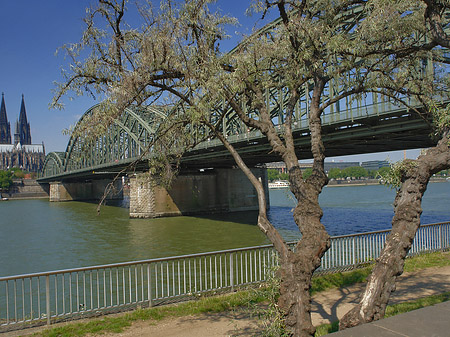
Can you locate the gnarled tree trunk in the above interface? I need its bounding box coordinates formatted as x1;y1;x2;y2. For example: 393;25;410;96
340;133;450;329
276;92;331;336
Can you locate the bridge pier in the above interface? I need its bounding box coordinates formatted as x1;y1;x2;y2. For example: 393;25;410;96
49;179;123;202
129;167;269;218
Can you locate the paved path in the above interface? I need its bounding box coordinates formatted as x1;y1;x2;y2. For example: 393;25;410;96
329;300;450;336
5;264;450;337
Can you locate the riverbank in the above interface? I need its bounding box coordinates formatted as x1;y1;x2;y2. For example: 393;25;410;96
7;251;450;337
327;176;448;187
1;179;48;199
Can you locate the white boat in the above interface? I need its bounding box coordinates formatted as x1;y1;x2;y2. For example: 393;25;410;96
268;180;290;189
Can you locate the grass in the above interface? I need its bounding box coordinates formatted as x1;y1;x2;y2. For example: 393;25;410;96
34;251;450;337
36;290;264;337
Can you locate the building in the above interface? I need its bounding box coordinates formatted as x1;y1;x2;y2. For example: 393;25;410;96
361;160;390;171
0;94;45;172
324;161;360;173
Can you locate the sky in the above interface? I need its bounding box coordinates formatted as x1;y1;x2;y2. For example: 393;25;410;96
0;1;421;162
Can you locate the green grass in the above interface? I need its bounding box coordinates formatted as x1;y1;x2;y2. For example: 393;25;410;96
311;267;373;295
36;290;263;337
34;251;450;337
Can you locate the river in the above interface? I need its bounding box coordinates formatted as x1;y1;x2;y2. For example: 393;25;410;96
1;182;449;277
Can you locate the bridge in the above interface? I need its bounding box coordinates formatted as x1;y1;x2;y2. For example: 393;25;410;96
40;92;439;182
37;91;440;218
37;7;449;218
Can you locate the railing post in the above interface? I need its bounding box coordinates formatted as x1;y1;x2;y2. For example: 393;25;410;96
147;264;152;307
352;236;356;268
230;253;234;292
45;275;50;326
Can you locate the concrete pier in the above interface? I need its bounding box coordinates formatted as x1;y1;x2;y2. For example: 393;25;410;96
129;167;269;218
49;179;123;202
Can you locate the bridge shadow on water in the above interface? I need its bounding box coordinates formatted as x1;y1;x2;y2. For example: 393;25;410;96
196;210;259;226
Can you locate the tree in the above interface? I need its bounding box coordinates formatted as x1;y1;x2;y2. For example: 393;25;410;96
53;1;449;336
268;168;280;181
342;166;368;179
340;1;450;328
9;168;25;179
327;167;343;179
0;170;13;191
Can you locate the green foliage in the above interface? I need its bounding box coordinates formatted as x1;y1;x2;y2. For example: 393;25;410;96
327;167;343;179
328;166;374;179
247;266;291;337
267;168;289;182
303;168;313;180
378;160;418;189
267;169;279;181
343;166;368;179
9;167;25;178
0;170;13;190
429;101;450;132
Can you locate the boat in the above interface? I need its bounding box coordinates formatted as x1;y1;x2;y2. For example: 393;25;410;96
268;180;290;189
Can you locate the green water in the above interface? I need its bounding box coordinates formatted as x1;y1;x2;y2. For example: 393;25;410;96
1;182;449;277
0;200;266;276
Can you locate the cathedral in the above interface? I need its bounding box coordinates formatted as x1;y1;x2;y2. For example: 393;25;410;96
0;93;45;172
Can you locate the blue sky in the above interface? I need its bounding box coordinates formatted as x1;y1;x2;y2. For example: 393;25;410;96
0;1;420;162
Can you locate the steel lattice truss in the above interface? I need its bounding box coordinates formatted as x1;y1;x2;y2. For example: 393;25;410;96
40;6;450;181
41;104;167;180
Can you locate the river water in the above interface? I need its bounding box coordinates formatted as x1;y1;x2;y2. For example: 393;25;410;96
1;182;449;277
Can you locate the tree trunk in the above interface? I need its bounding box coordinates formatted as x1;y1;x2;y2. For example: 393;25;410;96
278;208;330;336
278;89;331;336
340;135;450;329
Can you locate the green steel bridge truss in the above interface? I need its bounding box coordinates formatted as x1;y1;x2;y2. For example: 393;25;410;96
40;89;446;182
39;6;450;182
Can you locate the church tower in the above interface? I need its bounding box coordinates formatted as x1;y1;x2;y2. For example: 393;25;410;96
0;93;11;144
14;94;31;145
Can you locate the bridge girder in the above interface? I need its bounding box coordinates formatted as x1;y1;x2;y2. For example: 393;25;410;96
39;6;450;182
41;104;168;181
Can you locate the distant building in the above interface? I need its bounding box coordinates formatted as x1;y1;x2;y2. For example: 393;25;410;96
267;161;313;173
0;94;45;172
324;161;360;173
361;160;390;171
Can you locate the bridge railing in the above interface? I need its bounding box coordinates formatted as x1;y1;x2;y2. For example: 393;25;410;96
192;95;424;151
1;221;449;330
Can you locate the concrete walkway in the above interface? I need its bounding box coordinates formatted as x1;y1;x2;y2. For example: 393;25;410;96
328;300;450;336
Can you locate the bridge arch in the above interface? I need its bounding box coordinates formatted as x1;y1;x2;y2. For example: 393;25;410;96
40;103;168;178
63;103;168;172
41;151;65;177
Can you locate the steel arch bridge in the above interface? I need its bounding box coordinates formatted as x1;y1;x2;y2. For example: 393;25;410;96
39;7;450;182
39;91;445;183
40;103;168;181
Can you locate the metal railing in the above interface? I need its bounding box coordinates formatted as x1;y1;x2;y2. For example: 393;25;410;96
1;221;449;330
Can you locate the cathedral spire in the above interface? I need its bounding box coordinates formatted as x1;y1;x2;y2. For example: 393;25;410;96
16;94;31;145
0;93;11;144
19;94;28;125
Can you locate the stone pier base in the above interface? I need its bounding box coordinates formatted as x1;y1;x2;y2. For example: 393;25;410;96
49;179;123;202
129;167;269;218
